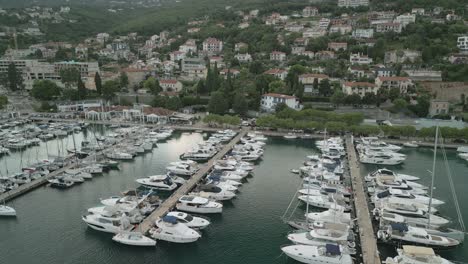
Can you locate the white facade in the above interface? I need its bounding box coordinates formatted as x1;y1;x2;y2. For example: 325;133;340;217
260;93;301;112
395;13;416;27
352;28;374;38
342;82;378;97
457;36;468;51
234;53;252;63
349;53;373;65
338;0;369;8
202;38;223;53
270;51;286;61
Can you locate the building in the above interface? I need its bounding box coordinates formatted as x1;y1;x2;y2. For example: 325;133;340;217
328;42;348;51
403;69;442;81
348;66;374;78
57;100;102;112
395;13;416;27
264;68;288;80
329;25;352;35
457;36;468;52
179;40;197;54
318;18;330;29
411;8;425;15
349;53;373;65
202;38;223;54
181;58;207;79
384;49;421;64
260;93;301;112
302;6;318;17
299;73;329;95
374;67;395;77
54;61;99;78
429;100;449;117
375;76;413;94
170;51;185;61
376;22;402;33
302;27;327;38
342;82;378;97
234;53;252;63
234;42;248;52
337;0;369;8
159;79;183;92
291;46;306;55
352;28;374;39
270;51;286;62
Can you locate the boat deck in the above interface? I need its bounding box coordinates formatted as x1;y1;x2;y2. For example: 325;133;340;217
346;135;381;264
139;129;247;233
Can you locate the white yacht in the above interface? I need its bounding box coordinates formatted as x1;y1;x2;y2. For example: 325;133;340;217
287;222;350;246
82;213;133;233
0;205;16;216
106;152;133;160
191;184;236;201
150;216;201;243
136;175;178;191
166;160;198;176
112;232;156;246
359;152;405;165
373;189;443;206
176;195;223;214
385;246;453;264
366;168;419;182
375;204;450;227
281;244;353;264
305;209;352;225
377;223;460;249
284;133;298;139
166;211;210;229
298;194;350;212
403;141;419;148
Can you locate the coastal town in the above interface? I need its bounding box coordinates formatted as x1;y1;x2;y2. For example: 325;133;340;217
0;0;467;264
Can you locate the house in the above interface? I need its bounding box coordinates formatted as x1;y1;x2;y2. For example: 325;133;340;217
294;38;309;46
187;27;200;33
234;53;252;63
234;42;248;52
457;36;468;52
159;79;183;92
395;13;416;27
265;12;288;25
285;23;304;32
352;28;374;39
342;82;378;97
376;22;402;33
302;6;318;17
238;22;250;29
220;68;240;78
96;33;110;44
374;67;395;77
202;38;223;53
319;18;330;29
303;27;327;38
299;51;315;59
348;66;374;78
315;51;335;60
375;76;413;94
291;46;306;55
209;56;225;68
411;8;425;15
338;0;369;8
260;93;302;112
329;25;352;35
264;68;288;80
170;51;185;61
447;53;468;64
181;58;206;79
403;69;442;81
350;53;373;65
429;100;449;116
384;49;421;64
179;40;197;54
299;73;329;95
270;51;286;62
328;42;348;51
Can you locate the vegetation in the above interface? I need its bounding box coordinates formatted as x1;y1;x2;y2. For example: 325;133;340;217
30;80;61;101
203;114;241;126
0;95;8;109
0;63;24;91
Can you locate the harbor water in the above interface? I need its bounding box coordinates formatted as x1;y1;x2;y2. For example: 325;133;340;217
0;128;467;264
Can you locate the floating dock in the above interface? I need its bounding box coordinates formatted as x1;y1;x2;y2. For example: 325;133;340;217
139;129;247;233
346;135;381;264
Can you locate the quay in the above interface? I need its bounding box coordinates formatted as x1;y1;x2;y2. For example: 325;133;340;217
345;135;381;264
138;129;248;233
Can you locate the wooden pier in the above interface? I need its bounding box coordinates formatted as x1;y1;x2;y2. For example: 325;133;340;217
139;129;248;233
345;135;381;264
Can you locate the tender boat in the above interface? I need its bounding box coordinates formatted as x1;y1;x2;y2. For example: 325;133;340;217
403;141;419;148
281;244;353;264
384;245;454;264
112;232;156;246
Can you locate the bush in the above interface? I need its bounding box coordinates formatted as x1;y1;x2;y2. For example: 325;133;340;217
181;96;209;106
301;96;331;103
203;114;241;126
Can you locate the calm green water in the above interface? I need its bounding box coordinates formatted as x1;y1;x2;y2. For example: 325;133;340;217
0;130;319;264
360;147;468;262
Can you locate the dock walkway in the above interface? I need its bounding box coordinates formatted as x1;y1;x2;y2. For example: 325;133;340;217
139;129;247;233
346;136;381;264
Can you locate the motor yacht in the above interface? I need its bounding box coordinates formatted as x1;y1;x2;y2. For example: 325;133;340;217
281;244;353;264
384;246;453;264
136;175;178;191
149;216;201;243
82;213;133;233
166;211;210;229
176;195;223;214
112;232;156;246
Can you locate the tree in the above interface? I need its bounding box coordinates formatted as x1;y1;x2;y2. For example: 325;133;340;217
0;95;8;109
77;77;87;100
31;80;61;101
393;98;408;110
152;95;168;107
232;92;248;115
119;72;129;89
208;91;229;114
312;78;319;94
144;77;162;95
1;63;24;91
344;94;362;105
55;48;68;61
330;90;346;106
361;92;377;105
275;102;288;113
165;96;182;110
94;72;102;95
196;79;207;95
60;68;80;88
101;80;120;101
388;87;401;101
249;61;264;75
318;79;331;96
269;80;287;94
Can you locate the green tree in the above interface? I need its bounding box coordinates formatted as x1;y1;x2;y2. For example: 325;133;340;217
101;80;120;101
318;79;331;96
249;61;264;75
330;90;346;106
31;80;61;101
344;94;362;105
0;95;8;109
196;79;207;95
388;87;401;101
77;77;87;100
144;77;162;95
1;63;24;91
269;80;287;93
55;48;68;61
119;72;129;89
60;68;80;88
232;92;248;115
275;102;288;113
94;72;102;95
361;92;377;105
152;95;168;107
165;96;182;110
208;91;229;114
393;98;408;110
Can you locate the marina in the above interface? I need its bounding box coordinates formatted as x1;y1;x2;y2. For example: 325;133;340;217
0;119;466;264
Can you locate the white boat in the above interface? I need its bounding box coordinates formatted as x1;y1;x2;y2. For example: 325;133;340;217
298;194;350;212
166;211;210;229
359;152;405;165
287;222;350;246
305;208;352;225
112;232;156;246
176;195;223;214
0;205;16;216
456;146;468;153
290;169;300;174
136;175;178;191
366;168;419;182
375;204;450;227
281;244;352;264
384;246;453;264
82;213;133;233
191;184;236;201
106;152;133;160
150;216;201;243
373;189;444;206
284;133;298;139
403;141;419;148
48;178;74;188
166;160;198;176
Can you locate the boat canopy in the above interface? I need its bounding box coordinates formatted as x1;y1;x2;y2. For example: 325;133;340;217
402;245;435;256
376;190;391;198
390;223;409;232
325;244;341;255
162;215;178;224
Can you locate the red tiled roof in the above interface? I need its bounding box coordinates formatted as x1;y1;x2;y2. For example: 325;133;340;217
299;73;329;79
159;79;178;84
377;76;410;81
343;82;376;87
262;93;296;99
264;68;287;74
204;37;221;44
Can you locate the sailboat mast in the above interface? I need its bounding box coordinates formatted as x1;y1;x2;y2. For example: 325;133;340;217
427;126;438;227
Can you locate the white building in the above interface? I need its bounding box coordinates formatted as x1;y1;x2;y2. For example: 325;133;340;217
302;6;318;17
159;79;183;92
342;82;378;97
318;18;330;29
457;36;468;52
202;38;223;53
264;69;288;80
170;51;186;61
349;53;373;65
352;28;374;38
270;51;286;62
303;27;327;38
376;22;402;33
395;13;416;27
260;93;302;112
338;0;369;8
234;53;252;63
375;76;413;94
